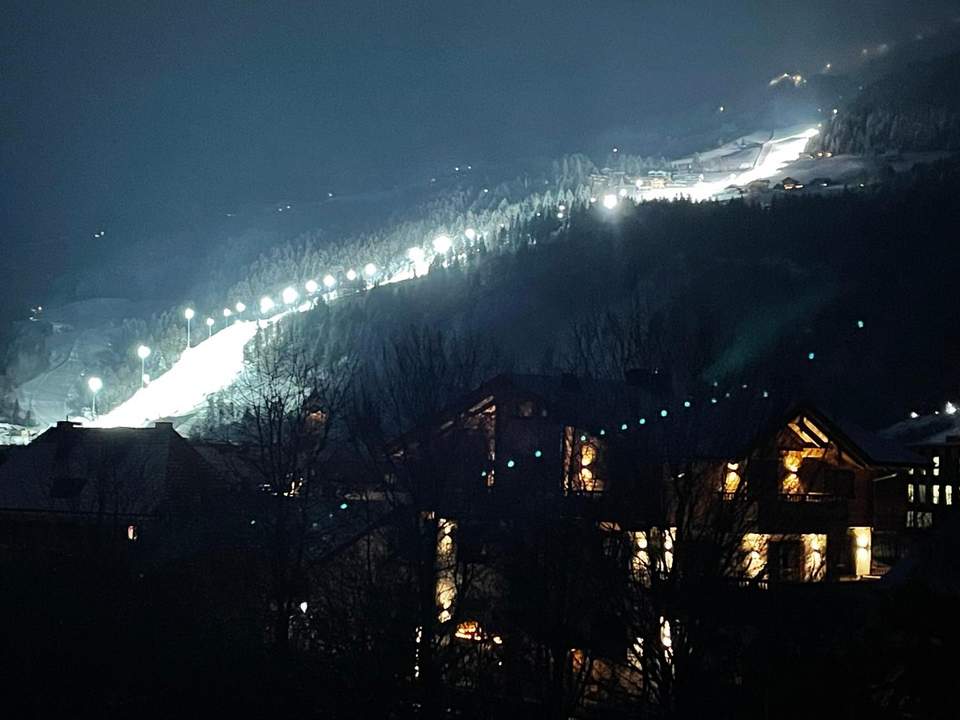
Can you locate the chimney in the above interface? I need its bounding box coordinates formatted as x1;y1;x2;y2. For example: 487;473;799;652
560;373;581;392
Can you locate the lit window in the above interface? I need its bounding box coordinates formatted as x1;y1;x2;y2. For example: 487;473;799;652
933;455;941;477
933;485;940;505
947;486;953;506
723;462;741;495
906;511;915;528
919;485;927;503
127;524;138;541
908;483;915;503
919;512;934;528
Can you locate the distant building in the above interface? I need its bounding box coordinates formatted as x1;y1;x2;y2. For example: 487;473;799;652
780;176;804;191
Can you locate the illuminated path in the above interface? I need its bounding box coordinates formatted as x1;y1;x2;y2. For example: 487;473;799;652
90;126;818;429
90;316;273;428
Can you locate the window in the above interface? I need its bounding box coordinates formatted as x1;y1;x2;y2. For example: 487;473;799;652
947;486;953;506
933;485;941;504
919;484;928;503
723;462;742;495
918;512;934;528
565;430;605;494
933;455;941;477
906;511;915;528
907;483;915;503
127;524;138;541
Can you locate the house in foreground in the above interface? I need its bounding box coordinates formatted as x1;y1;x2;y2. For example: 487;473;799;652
0;420;227;562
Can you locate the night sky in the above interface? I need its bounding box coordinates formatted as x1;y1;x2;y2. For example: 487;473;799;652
2;1;957;315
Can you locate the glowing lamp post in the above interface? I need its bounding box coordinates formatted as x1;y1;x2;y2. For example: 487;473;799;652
363;263;377;278
322;274;337;290
305;279;319;294
259;296;275;315
346;268;357;282
282;286;298;305
464;228;477;242
223;307;232;324
88;376;103;418
184;308;195;347
205;317;214;338
136;345;151;389
602;193;619;210
235;301;246;315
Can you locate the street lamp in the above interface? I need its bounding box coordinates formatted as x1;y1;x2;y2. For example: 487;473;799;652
346;269;357;282
364;262;377;278
184;308;195;347
305;279;319;294
205;317;214;338
322;274;336;290
235;301;246;314
259;296;275;314
223;307;232;323
464;228;477;242
282;286;298;305
602;193;619;210
136;345;151;389
88;376;103;418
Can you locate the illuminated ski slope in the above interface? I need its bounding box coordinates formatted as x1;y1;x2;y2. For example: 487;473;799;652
635;126;820;202
90;315;278;428
89;126;818;429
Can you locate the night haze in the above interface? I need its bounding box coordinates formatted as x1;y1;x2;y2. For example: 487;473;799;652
3;0;959;314
3;2;960;717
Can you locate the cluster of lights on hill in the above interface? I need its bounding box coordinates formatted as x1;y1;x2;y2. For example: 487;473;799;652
85;124;948;429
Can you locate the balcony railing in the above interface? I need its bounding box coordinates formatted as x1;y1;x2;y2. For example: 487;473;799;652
778;492;841;504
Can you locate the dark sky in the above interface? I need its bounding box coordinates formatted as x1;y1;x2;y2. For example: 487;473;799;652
1;0;957;313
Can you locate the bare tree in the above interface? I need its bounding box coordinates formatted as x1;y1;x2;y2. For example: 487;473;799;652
232;324;358;650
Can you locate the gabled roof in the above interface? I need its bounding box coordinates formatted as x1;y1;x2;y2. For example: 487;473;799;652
0;421;218;516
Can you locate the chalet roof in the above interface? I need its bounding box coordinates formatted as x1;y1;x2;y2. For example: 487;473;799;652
0;421;218;516
477;374;924;466
881;412;960;447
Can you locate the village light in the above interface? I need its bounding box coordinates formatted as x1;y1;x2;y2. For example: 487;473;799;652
807;352;816;361
464;228;477;242
223;307;232;319
364;262;377;277
259;295;275;314
299;601;308;614
660;409;668;418
235;301;246;314
88;376;103;418
407;247;424;263
602;193;619;210
506;460;515;468
947;402;957;415
205;317;215;337
346;268;357;281
323;274;337;290
305;279;319;294
282;286;298;304
432;234;452;254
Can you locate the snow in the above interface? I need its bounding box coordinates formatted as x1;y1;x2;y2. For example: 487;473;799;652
89;317;268;428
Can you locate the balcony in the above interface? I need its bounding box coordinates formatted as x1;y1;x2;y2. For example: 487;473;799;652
758;492;848;532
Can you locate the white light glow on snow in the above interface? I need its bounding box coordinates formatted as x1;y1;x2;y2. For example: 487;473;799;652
432;234;452;254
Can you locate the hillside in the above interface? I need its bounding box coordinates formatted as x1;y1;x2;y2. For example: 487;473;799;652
819;51;960;155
